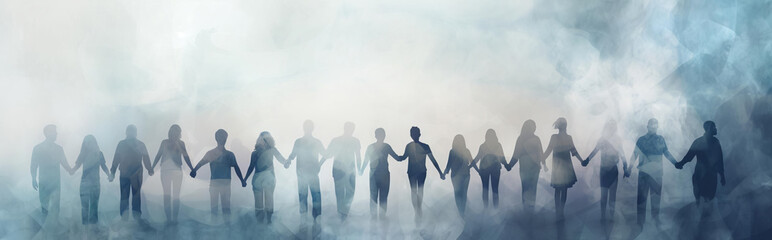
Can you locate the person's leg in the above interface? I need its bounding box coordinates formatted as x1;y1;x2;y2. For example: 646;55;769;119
408;174;420;214
650;175;662;221
222;181;231;223
554;188;563;218
91;185;100;224
369;174;378;217
39;183;51;215
210;183;220;219
480;170;490;208
265;175;275;223
333;169;346;216
415;172;426;217
600;187;609;219
608;178;618;219
298;173;309;215
522;174;537;213
309;175;322;218
380;172;390;215
253;189;264;221
345;171;356;214
637;173;650;224
120;177;130;219
131;176;142;219
161;171;173;221
171;170;182;222
491;170;500;208
80;186;89;224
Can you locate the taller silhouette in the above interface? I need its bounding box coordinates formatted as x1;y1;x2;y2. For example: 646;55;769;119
542;117;583;219
507;120;546;214
150;124;194;223
110;125;152;220
470;129;507;208
69;135;111;224
582;120;626;220
324;122;362;220
30;124;72;219
443;134;473;216
626;118;678;224
675;121;725;205
286;120;326;220
191;129;245;224
243;131;290;224
397;126;445;221
360;128;400;220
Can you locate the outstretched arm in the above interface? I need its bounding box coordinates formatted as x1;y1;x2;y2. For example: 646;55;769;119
181;142;194;171
243;152;257;182
111;143;121;176
469;147;482;172
31;149;39;190
71;154;83;174
443;151;453;176
427;152;444;178
585;142;600;166
99;152;110;177
140;144;153;174
58;147;72;173
273;148;290;167
232;157;245;184
151;141;164;169
676;142;697;169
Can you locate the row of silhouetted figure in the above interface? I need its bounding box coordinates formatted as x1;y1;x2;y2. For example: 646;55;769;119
30;118;725;226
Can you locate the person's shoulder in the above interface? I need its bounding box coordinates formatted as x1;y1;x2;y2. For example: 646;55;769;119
420;142;431;150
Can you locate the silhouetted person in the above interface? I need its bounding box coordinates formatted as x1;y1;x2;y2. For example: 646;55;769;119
582;120;626;220
110;124;152;220
675;121;725;205
69;135;111;224
324;122;361;220
191;129;245;224
542;118;583;219
150;124;194;223
286;120;326;220
626;118;678;224
443;134;473;216
243;131;290;224
359;128;400;220
506;120;546;214
397;126;445;221
31;124;72;218
470;129;507;208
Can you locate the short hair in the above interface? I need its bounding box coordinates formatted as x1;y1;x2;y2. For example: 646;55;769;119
43;124;56;137
703;121;716;131
375;128;385;139
215;129;228;145
648;118;658;126
410;126;420;137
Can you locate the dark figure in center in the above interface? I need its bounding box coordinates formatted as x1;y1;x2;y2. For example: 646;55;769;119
470;129;507;208
360;128;400;220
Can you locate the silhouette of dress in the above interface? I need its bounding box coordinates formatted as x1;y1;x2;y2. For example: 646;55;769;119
549;134;578;188
681;135;724;201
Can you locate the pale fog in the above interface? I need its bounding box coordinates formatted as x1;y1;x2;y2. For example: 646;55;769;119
0;0;770;239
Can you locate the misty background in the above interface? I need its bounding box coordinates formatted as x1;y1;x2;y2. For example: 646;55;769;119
0;0;770;239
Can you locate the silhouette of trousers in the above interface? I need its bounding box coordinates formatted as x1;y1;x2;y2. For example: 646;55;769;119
333;169;356;215
253;171;276;216
637;172;661;224
451;174;470;215
210;179;231;218
161;170;182;221
408;172;427;216
297;172;321;217
479;168;501;208
520;167;540;211
119;175;142;219
369;171;390;216
38;180;60;216
80;183;100;224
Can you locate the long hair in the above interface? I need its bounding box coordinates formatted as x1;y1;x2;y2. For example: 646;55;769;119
168;124;182;140
452;134;467;151
484;129;499;144
78;135;101;159
255;131;276;150
520;119;537;137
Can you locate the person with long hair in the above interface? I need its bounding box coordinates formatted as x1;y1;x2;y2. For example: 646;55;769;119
443;134;474;216
507;120;546;214
582;120;626;220
243;131;291;224
470;129;507;208
69;135;111;224
542;117;583;219
150;124;194;223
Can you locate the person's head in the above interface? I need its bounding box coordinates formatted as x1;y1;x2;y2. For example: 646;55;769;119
80;134;100;154
215;129;228;146
303;120;314;135
43;124;57;141
647;118;659;134
374;128;386;142
344;122;355;136
602;119;618;138
410;126;421;141
520;119;536;136
452;134;467;151
255;131;275;149
485;129;499;143
126;125;138;139
703;121;717;136
553;117;567;132
168;124;182;141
